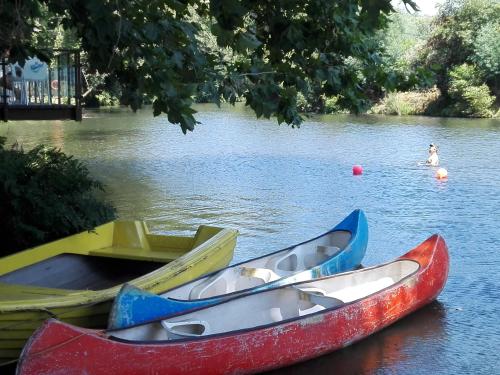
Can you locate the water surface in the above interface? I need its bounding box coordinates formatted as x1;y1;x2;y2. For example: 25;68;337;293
2;105;499;374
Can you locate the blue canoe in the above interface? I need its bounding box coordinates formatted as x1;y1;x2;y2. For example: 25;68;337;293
108;209;368;329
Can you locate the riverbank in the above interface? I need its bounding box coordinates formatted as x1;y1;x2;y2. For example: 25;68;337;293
370;87;499;119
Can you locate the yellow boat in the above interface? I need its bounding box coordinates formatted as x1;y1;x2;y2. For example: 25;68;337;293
0;221;237;363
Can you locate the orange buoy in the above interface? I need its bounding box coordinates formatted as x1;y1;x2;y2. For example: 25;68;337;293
436;168;448;179
352;165;363;176
51;80;59;90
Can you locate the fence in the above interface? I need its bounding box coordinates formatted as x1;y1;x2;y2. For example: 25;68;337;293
0;50;82;121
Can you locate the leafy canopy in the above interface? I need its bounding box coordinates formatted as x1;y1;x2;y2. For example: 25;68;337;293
2;0;417;132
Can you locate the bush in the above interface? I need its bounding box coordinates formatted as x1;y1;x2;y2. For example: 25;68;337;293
371;88;440;115
0;138;116;255
296;92;309;112
324;96;341;114
96;91;120;107
381;92;414;115
448;64;494;117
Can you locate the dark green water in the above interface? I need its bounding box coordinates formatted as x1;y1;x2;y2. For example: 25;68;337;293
2;105;499;374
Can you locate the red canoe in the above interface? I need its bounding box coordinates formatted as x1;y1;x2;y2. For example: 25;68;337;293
17;234;449;375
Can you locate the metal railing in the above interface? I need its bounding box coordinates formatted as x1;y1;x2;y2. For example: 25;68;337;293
1;50;81;119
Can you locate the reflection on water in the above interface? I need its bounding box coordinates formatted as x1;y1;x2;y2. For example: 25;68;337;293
1;105;499;373
267;301;447;375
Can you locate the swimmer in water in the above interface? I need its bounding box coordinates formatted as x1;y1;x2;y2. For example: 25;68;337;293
426;143;439;166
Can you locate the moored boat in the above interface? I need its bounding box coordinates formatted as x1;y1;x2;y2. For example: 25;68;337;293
108;209;368;329
0;221;237;363
17;234;449;375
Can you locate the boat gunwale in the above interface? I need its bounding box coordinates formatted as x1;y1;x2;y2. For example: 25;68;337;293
107;254;428;344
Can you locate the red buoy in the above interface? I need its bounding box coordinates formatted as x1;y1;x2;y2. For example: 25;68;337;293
353;165;363;175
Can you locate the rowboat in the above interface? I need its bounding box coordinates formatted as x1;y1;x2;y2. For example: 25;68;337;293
0;221;238;363
108;209;368;329
16;234;448;375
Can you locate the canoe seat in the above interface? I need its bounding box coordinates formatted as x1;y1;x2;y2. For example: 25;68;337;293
266;245;341;275
161;320;210;339
304;246;341;268
235;267;280;290
295;286;345;316
188;272;228;300
188;267;281;300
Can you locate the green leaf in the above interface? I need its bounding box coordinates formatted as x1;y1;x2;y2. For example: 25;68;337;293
235;33;261;51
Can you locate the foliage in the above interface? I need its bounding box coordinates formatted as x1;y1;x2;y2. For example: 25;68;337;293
371;88;440;115
447;64;494;117
343;10;435;108
473;22;500;95
95;91;121;107
296;92;309;112
1;0;419;132
0;138;116;254
324;96;342;114
376;92;414;115
473;22;500;78
419;0;500;94
379;11;432;75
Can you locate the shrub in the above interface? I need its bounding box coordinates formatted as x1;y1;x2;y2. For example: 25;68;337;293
296;92;309;112
460;85;495;117
0;138;116;255
324;96;341;114
448;64;494;117
382;92;414;115
371;88;440;115
96;91;120;106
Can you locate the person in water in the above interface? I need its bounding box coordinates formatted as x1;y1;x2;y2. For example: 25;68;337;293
426;143;439;166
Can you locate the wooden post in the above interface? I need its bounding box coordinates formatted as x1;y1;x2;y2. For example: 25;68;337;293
1;58;8;121
48;63;52;104
66;52;71;105
57;54;61;105
75;51;82;121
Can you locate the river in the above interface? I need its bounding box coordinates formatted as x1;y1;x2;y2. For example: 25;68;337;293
2;104;499;374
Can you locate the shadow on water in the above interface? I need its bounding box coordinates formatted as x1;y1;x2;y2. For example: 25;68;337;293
267;301;447;375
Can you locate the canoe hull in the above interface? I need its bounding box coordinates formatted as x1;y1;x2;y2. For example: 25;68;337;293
17;235;448;375
0;224;238;363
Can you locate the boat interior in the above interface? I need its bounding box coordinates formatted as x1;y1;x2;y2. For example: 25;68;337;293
0;222;223;291
0;254;165;290
110;259;419;342
164;230;352;300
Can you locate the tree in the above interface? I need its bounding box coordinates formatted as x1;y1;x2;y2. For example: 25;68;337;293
419;0;500;95
473;22;500;96
448;63;495;117
1;0;418;132
380;11;431;75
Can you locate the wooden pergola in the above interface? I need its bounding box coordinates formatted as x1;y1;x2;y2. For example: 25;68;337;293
0;50;82;122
